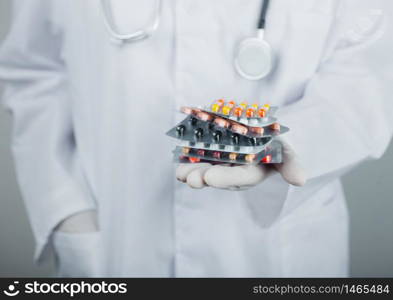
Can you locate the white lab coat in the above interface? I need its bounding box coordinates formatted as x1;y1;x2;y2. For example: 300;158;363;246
0;0;392;277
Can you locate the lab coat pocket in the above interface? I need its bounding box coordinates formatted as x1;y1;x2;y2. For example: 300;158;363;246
52;231;103;277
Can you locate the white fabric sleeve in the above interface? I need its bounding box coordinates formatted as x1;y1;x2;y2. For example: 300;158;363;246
276;0;393;183
0;0;97;263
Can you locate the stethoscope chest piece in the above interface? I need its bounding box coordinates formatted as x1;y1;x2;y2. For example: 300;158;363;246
235;36;273;80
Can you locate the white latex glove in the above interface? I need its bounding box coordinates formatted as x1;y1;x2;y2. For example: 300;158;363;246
176;139;306;190
55;210;99;233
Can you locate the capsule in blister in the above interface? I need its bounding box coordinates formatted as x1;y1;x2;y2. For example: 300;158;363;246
189;157;201;163
176;125;186;137
194;128;204;140
229;153;238;161
245;154;256;163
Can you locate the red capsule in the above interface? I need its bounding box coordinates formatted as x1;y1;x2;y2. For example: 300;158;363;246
213;151;221;159
189;157;201;163
197;149;205;156
261;155;272;163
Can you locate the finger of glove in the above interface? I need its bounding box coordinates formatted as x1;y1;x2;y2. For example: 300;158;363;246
275;139;307;186
176;163;212;182
186;165;212;189
204;164;269;189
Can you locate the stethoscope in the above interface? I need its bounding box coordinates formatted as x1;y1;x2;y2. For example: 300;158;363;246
100;0;273;80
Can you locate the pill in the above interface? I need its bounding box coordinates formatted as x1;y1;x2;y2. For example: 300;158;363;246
211;104;220;113
214;118;230;128
231;123;248;135
258;108;266;118
182;147;190;154
246;108;255;118
197;111;213;122
261;155;272;163
249;137;258;146
271;123;281;131
250;127;264;136
233;107;243;117
245;154;256;163
217;99;225;106
251;103;259;110
176;125;186;136
194;128;204;139
263;104;270;111
213;151;221;159
180;106;193;115
231;133;240;145
229;153;238;161
189;157;201;163
222;106;231;115
212;131;223;143
197;149;205;156
228;100;236;108
189;117;197;126
240;102;248;108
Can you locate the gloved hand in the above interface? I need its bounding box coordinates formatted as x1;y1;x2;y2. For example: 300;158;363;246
55;210;99;233
176;139;306;190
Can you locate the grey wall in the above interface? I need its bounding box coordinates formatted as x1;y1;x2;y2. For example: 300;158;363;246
0;0;392;277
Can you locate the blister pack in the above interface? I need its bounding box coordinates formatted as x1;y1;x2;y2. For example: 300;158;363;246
180;106;288;138
202;99;277;127
173;140;283;165
166;115;272;153
167;99;289;166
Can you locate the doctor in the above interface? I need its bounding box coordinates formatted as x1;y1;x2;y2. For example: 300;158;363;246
0;0;392;277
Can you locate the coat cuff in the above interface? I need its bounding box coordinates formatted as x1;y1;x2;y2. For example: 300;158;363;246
33;182;96;264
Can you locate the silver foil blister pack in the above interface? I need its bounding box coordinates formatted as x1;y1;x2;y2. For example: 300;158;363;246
173;140;283;165
167;100;289;165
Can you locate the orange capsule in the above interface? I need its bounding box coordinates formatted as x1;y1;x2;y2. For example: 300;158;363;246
217;99;225;106
258;108;266;118
189;157;201;163
228;100;236;108
261;155;272;163
214;118;230;128
231;123;248;135
271;123;281;131
246;108;255;118
197;112;213;122
250;127;264;136
233;107;243;117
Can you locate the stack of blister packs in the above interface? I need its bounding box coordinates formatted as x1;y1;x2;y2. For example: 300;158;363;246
167;99;288;165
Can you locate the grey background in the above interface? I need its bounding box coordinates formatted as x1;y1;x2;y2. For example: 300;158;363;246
0;0;392;277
